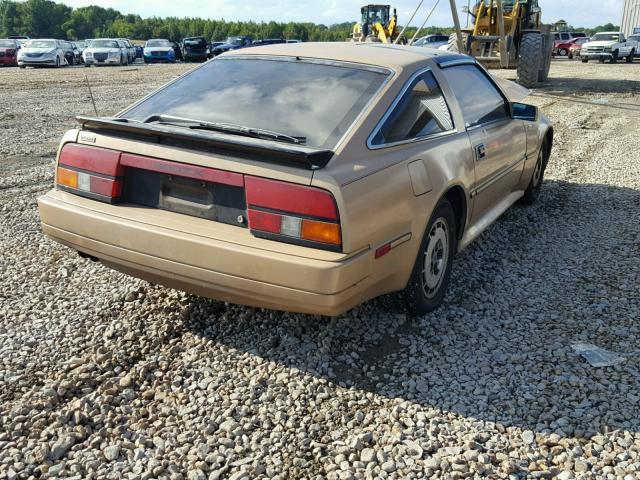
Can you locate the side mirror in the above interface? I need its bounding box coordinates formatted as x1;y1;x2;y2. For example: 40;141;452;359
511;102;538;121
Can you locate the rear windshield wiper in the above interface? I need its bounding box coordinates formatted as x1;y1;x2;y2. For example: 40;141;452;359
142;114;306;145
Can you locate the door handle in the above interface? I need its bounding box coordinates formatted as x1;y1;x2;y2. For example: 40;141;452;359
475;144;486;161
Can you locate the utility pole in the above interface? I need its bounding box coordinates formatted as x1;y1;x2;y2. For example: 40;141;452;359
449;0;465;52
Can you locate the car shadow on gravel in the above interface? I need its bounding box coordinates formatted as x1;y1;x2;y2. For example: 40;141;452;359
538;75;640;96
183;179;640;439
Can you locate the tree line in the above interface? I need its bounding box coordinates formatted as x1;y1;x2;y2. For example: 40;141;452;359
0;0;452;42
0;0;620;43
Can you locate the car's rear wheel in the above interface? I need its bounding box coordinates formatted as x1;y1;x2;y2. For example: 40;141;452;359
581;57;588;63
559;47;568;56
521;146;546;205
626;50;634;63
404;199;456;315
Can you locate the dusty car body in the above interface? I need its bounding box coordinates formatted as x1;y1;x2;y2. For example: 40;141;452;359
38;43;553;316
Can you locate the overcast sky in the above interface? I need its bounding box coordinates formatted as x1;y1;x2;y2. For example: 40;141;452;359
62;0;625;28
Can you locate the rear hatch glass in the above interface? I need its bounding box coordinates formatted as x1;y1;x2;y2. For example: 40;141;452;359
120;57;389;150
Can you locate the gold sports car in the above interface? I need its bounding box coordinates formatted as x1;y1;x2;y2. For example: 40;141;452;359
38;42;553;316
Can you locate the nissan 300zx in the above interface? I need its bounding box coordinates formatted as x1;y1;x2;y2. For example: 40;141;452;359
38;43;553;316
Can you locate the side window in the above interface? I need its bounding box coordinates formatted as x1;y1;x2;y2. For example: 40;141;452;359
371;71;453;146
561;33;571;40
441;64;508;129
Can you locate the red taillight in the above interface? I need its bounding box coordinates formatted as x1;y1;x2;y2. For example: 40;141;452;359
245;177;338;220
245;176;341;250
57;144;123;202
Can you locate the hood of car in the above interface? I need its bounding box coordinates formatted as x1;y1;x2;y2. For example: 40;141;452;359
20;47;55;53
214;44;241;51
145;47;173;53
86;48;120;53
585;40;618;48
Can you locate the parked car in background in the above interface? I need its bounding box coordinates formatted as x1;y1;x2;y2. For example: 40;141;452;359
552;31;586;42
181;36;209;62
134;44;143;59
39;43;553;316
581;32;637;63
286;39;302;43
143;39;176;63
209;41;224;56
629;35;640;58
0;39;19;66
74;40;89;56
413;34;449;48
567;37;589;59
211;36;253;56
252;38;286;47
118;38;136;63
83;38;128;66
171;41;183;61
17;39;66;68
59;40;78;65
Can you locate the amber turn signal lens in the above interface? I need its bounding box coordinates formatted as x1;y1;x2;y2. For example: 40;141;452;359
301;219;341;245
57;167;78;189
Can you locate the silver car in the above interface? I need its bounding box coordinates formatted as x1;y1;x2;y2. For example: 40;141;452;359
83;39;129;66
413;34;450;49
17;39;66;68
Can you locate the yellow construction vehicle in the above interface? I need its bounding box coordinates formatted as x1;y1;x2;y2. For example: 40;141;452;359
351;4;402;43
446;0;553;87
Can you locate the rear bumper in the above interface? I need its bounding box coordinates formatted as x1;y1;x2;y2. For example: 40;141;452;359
38;190;371;316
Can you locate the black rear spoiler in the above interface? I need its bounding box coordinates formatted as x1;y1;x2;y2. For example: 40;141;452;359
76;116;334;170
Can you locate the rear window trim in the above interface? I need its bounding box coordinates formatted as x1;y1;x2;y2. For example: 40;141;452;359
117;55;395;157
367;66;457;150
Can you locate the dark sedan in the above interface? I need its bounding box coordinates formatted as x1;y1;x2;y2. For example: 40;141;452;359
181;36;209;62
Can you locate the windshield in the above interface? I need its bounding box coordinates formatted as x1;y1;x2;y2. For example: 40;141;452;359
25;40;55;49
226;37;245;46
591;33;619;41
122;58;388;149
147;40;171;47
91;40;119;49
0;40;16;48
185;38;207;47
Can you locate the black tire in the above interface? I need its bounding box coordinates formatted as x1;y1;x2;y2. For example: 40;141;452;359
19;65;25;69
581;57;588;63
446;32;469;53
559;48;568;56
626;50;634;63
55;56;60;68
609;51;618;63
521;146;546;205
538;33;553;82
516;32;543;88
404;199;457;315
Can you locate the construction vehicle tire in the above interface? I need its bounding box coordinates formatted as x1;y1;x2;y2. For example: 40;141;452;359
446;32;469;53
538;33;553;82
517;32;543;88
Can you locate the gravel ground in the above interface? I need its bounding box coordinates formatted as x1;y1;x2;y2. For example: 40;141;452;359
1;59;639;480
